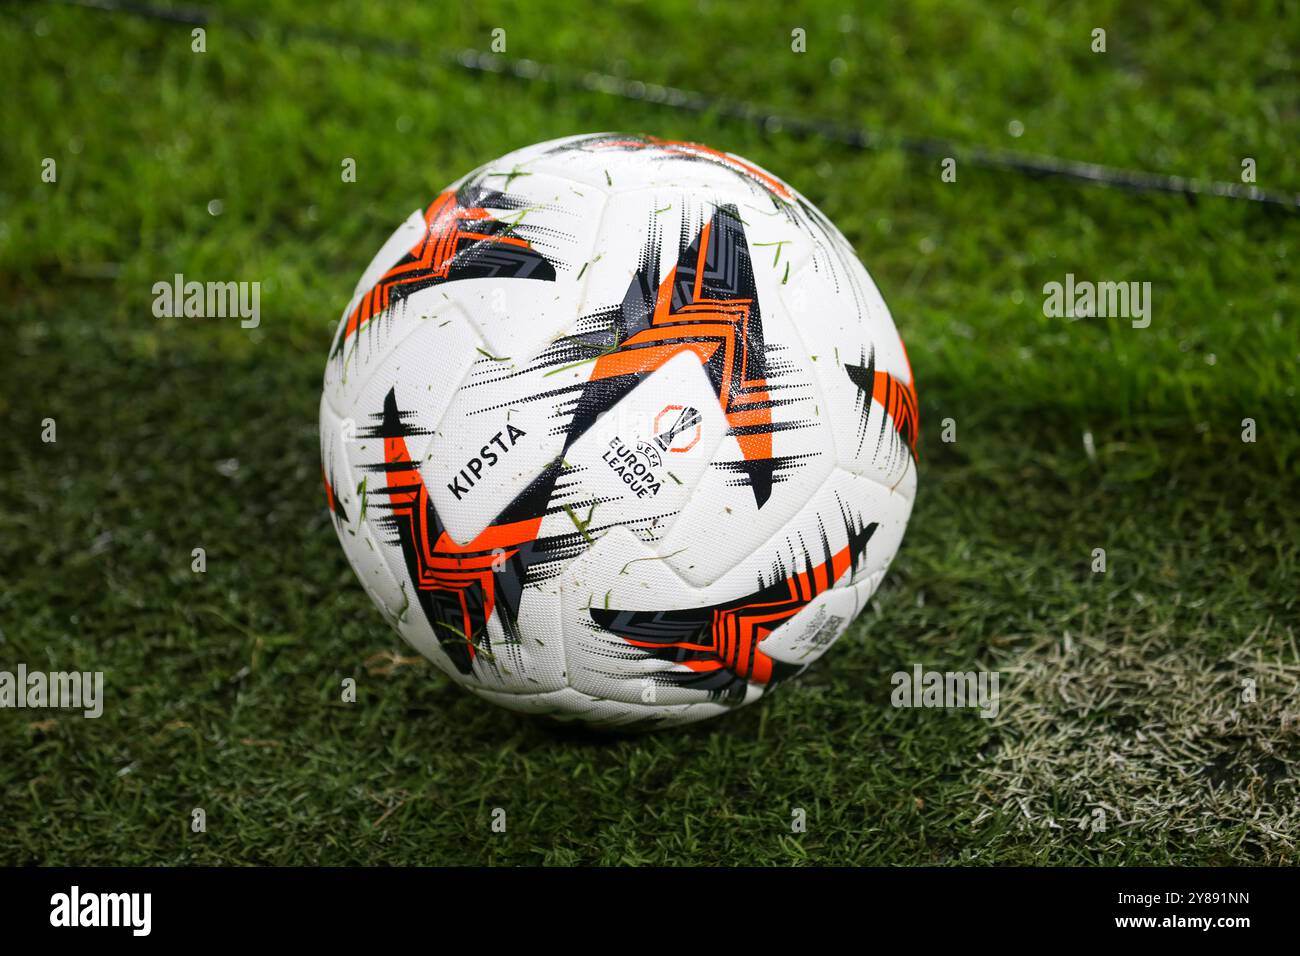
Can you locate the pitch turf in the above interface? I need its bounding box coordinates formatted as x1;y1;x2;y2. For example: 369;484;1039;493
1;0;1297;865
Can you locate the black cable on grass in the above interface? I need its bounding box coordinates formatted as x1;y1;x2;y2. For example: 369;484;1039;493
45;0;1300;213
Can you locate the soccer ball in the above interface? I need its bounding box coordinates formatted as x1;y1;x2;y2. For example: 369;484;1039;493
319;134;917;729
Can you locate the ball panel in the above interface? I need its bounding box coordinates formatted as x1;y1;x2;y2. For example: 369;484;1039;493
757;579;860;667
454;581;567;695
773;236;917;489
561;467;907;720
325;170;606;403
319;396;414;644
561;525;714;707
544;348;730;540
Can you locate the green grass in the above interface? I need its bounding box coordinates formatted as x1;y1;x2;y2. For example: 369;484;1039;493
1;0;1297;865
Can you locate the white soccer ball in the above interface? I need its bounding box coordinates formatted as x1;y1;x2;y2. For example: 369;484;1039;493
320;134;918;729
